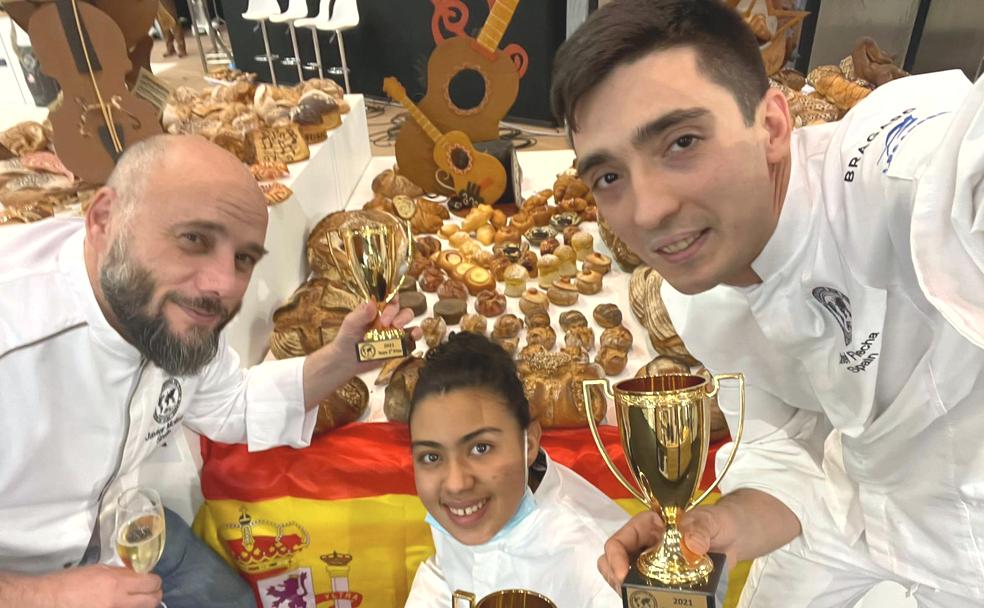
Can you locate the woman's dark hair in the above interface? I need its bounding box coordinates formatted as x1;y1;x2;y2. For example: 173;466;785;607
409;332;531;429
551;0;769;130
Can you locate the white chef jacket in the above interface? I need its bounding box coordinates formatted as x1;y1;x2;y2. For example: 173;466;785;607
661;71;984;598
404;451;627;608
0;218;317;573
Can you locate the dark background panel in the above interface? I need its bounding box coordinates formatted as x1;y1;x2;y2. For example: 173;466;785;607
219;0;567;125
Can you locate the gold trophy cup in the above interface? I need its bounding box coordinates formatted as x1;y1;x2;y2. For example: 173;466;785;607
583;373;745;608
452;589;556;608
326;208;415;362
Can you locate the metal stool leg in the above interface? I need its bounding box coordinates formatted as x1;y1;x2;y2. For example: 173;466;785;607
259;20;278;86
288;23;303;82
337;30;350;93
311;29;324;79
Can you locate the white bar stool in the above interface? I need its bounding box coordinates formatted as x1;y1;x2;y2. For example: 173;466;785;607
268;0;309;82
241;0;282;85
295;0;333;80
316;0;360;93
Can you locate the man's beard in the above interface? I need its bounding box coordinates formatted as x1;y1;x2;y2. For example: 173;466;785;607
99;236;236;376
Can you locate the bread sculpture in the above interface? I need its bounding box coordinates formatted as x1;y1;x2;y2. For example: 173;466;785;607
517;350;607;428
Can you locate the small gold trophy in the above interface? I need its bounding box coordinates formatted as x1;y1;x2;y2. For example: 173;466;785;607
452;589;556;608
326;208;415;362
583;373;745;608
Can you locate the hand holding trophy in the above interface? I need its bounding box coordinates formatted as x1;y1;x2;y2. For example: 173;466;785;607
583;373;745;608
326;205;416;362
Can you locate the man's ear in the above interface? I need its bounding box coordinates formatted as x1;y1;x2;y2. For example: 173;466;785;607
85;186;118;253
760;88;793;165
526;419;543;463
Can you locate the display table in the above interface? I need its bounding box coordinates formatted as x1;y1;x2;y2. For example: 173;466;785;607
193;151;736;608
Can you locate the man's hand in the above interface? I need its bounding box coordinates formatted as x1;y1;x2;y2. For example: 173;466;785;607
597;505;739;591
598;489;801;591
0;565;162;608
302;298;422;409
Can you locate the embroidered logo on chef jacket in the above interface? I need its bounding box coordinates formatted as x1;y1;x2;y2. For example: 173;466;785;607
812;286;853;346
154;377;182;424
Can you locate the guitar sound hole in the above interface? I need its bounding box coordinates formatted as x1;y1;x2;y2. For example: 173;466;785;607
450;146;471;171
447;69;487;112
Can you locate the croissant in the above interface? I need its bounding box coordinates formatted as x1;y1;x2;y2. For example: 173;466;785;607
553;169;590;202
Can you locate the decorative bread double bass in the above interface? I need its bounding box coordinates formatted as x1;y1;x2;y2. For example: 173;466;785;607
394;0;522;195
384;77;506;207
29;0;161;184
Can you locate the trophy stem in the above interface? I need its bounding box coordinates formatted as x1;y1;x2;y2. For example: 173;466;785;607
636;506;713;587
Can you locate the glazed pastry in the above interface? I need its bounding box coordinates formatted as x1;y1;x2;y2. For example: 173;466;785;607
503;264;530;297
537;254;561;290
509;212;534;235
464;266;496;296
494;226;522;245
459;240;483;261
418;267;446;292
554;245;578;277
415;235;442;258
471;250;495;269
519;288;550;316
600;325;633;352
636;355;690;377
576;269;603;295
519;251;539;278
547;278;579;306
434;298;467;325
408;255;435;278
583;252;612;275
553;170;590;201
492;336;519;355
476;224;496;246
526;326;557;350
491;209;508;229
539;237;560;256
565;325;595;352
459;313;488;336
559;310;588;332
571;231;595;261
593;303;623;328
439;223;460;239
494;241;528;262
449;231;472;249
531;206;554;227
492;313;523;339
451;262;476;283
398;291;427;317
437;279;469;301
525;225;557;247
489;255;512;282
421;316;447;348
562;226;581;245
462;204;494;232
525;309;551;329
596;346;628;376
475;290;507;317
561;345;589;364
435;249;465;274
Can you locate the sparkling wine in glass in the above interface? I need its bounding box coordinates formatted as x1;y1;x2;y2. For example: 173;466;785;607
115;487;166;574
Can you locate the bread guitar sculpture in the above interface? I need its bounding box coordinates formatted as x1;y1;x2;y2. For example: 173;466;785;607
384;77;506;207
28;0;161;184
394;0;521;195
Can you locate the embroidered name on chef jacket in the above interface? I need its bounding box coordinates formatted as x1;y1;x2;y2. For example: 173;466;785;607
812;287;880;374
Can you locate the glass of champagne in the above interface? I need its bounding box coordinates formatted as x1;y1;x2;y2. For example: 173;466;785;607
116;487;167;606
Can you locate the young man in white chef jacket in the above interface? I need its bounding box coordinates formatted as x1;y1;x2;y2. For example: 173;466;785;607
551;0;984;605
0;135;415;608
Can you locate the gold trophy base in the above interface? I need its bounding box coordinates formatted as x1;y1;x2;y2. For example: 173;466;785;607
355;328;413;362
623;552;725;608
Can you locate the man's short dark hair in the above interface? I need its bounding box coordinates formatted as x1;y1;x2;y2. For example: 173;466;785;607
551;0;770;130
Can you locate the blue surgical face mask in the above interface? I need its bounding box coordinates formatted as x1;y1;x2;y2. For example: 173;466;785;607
426;430;538;545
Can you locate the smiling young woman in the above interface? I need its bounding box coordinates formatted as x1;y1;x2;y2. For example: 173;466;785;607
404;333;629;607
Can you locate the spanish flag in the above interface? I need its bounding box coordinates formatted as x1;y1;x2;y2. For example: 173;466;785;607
194;423;726;607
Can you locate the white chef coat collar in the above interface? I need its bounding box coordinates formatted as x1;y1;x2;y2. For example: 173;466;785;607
58;228;142;361
748;136;812;283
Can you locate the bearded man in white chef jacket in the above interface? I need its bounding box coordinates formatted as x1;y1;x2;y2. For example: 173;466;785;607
0;135;415;608
551;0;984;606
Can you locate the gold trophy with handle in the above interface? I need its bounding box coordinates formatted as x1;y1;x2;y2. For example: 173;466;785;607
582;373;745;608
452;589;556;608
326;207;415;361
